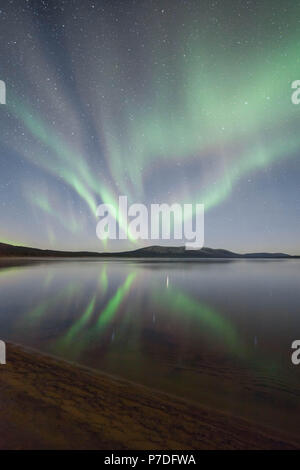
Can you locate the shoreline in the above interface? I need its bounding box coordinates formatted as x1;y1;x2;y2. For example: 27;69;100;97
0;342;299;450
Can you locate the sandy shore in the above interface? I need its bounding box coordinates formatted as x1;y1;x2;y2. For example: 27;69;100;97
0;343;299;450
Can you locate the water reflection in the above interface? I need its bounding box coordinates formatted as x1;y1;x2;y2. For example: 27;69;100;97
0;259;300;435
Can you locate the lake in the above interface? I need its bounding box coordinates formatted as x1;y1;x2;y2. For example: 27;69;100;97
1;258;300;439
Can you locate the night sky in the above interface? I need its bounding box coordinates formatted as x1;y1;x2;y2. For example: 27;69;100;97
1;0;300;253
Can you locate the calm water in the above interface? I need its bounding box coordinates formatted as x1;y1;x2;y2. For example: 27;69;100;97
1;259;300;435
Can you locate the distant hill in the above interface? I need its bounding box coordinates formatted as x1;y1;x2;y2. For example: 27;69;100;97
0;242;99;258
0;242;295;259
124;245;293;258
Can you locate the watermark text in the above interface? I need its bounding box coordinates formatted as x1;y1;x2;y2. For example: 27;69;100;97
0;80;6;105
0;340;6;364
96;196;204;249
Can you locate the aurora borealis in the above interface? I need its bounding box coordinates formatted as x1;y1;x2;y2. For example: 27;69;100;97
1;0;300;253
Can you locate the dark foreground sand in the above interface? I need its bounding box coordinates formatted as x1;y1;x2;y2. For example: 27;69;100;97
0;343;299;450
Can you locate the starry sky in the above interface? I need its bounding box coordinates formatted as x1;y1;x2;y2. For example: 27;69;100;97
0;0;300;253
